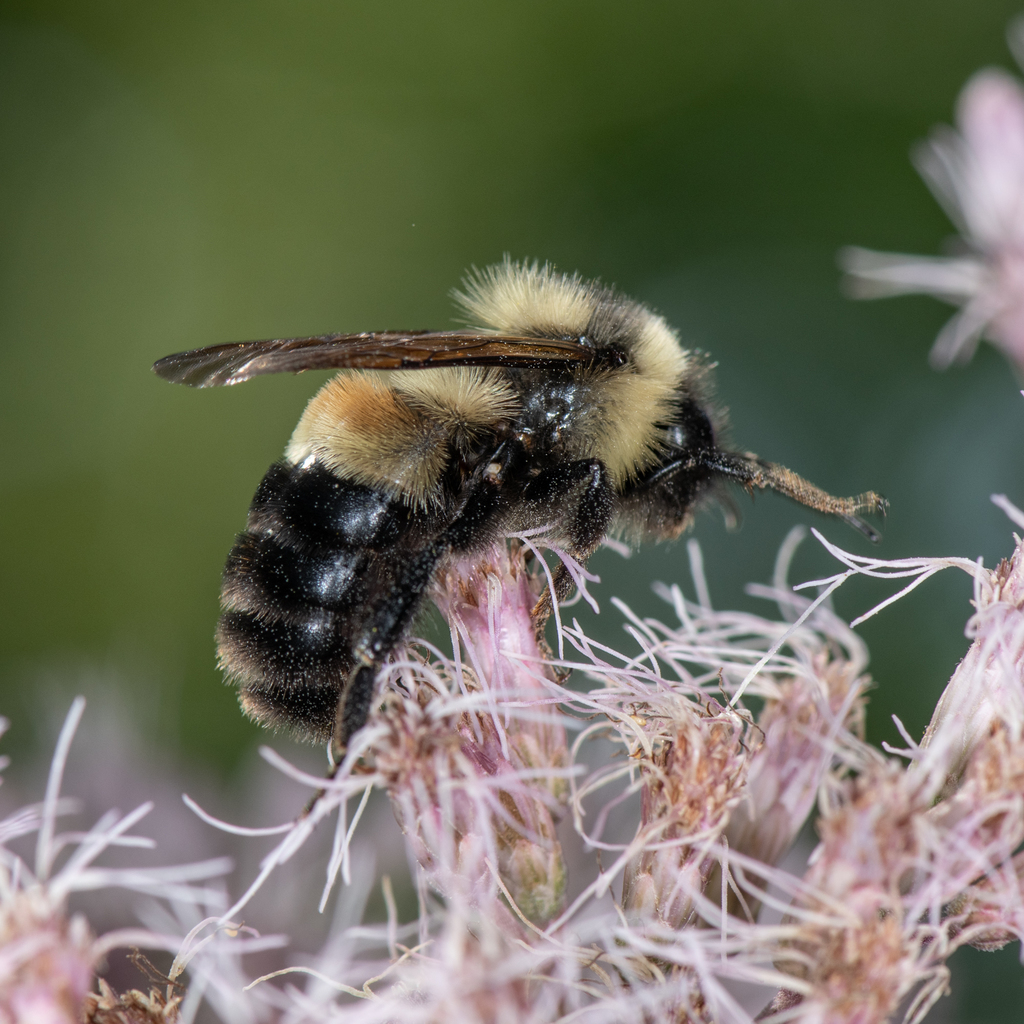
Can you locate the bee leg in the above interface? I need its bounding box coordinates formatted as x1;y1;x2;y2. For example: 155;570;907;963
623;447;886;542
331;482;505;759
522;458;614;619
331;664;379;760
330;541;445;758
699;451;888;542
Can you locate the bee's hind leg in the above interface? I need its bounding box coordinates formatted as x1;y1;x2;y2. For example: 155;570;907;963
331;482;505;760
329;540;445;759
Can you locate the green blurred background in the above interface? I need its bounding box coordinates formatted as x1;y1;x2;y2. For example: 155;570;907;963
2;2;1024;1016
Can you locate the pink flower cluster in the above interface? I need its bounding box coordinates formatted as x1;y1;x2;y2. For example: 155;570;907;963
3;500;1024;1022
0;700;282;1024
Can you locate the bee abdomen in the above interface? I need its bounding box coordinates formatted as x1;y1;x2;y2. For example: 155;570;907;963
217;610;354;741
221;531;368;619
216;459;416;741
247;461;410;550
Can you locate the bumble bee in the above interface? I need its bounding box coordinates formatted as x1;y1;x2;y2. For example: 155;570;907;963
154;259;885;756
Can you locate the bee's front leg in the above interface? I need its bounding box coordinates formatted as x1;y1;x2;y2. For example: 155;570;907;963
521;458;613;618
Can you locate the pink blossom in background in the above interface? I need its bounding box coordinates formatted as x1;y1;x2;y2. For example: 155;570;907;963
841;52;1024;375
0;700;281;1024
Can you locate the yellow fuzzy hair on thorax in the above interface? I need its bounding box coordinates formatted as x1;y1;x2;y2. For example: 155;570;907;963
286;367;519;506
455;258;690;487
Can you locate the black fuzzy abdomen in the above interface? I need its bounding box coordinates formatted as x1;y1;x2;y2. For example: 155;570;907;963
217;461;416;742
223;533;367;615
247;461;408;550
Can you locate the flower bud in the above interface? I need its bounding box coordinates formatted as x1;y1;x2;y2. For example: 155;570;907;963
0;894;93;1024
621;700;752;928
921;541;1024;787
726;651;867;867
374;541;570;925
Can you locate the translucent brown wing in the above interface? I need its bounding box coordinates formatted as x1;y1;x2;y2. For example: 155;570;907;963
152;331;596;387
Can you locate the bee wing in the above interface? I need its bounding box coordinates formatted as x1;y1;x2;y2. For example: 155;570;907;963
153;331;595;387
